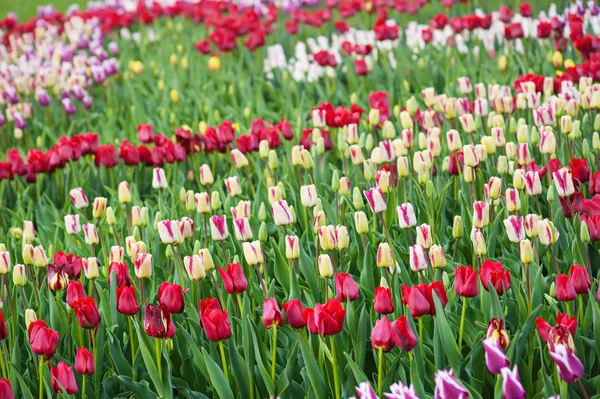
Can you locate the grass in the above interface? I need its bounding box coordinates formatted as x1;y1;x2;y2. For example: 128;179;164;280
0;0;88;20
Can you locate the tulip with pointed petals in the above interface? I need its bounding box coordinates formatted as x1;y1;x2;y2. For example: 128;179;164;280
144;304;175;339
210;215;229;241
282;300;307;329
363;187;387;214
158;282;185;314
262;298;284;329
371;318;394;353
482;338;510;374
117;286;139;315
569;265;590;294
454;265;479;297
555;274;577;302
374;286;394;315
315;299;346;336
549;343;584;383
28;320;59;359
75;347;95;375
390;315;418;351
199;300;232;342
50;361;78;394
218;263;248;295
74;297;101;329
335;273;359;302
480;260;511;295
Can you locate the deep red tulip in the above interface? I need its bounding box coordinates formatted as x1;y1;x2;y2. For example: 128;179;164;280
282;299;307;329
119;140;141;165
199;299;232;342
454;265;479;297
74;297;101;329
537;21;552;38
569;158;590;183
335;273;360;302
53;251;82;280
0;378;13;399
218;263;248;295
50;361;78;394
429;282;449;309
94;144;118;168
158;282;185;314
401;284;431;318
486;318;510;349
391;315;418;351
303;308;319;334
144;304;175;339
314;298;346;336
536;311;577;344
66;281;85;308
373;287;394;315
555;312;578;336
354;59;369;76
108;262;132;287
117;286;140;315
74;347;95;375
480;260;511;294
28;320;59;359
519;2;533;17
590;172;600;195
194;40;211;54
371;317;394;353
569;265;590;294
0;311;6;341
137;123;154;142
262;298;284;329
556;274;577;302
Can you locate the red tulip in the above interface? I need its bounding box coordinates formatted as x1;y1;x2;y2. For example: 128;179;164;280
282;299;307;329
137;123;154;143
391;315;418;351
218;263;248;295
354;59;369;76
119;141;141;165
569;265;590;294
371;318;394;353
536;312;577;352
590;172;600;195
74;297;101;329
335;273;360;302
50;361;78;394
486;318;510;349
94;144;118;168
158;282;185;314
117;286;140;315
401;284;431;318
454;265;479;297
199;299;232;342
28;320;59;359
144;304;175;339
108;262;132;287
74;347;95;375
0;311;7;341
373;287;394;315
480;260;511;294
66;281;85;308
303;308;319;334
519;2;532;17
262;298;284;329
314;298;346;336
537;21;552;38
52;252;82;280
555;274;577;302
47;263;68;291
0;378;13;399
569;158;590;183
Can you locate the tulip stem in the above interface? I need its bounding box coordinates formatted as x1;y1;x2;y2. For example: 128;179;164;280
218;340;230;384
329;336;341;399
38;357;44;399
549;246;560;274
128;316;136;381
458;296;467;349
271;327;278;388
0;342;6;379
210;272;227;310
377;347;384;397
155;338;163;382
255;265;268;299
82;376;87;399
578;296;584;328
577;379;589;399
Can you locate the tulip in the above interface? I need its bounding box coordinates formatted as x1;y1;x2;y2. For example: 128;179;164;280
66;281;85;308
524;214;539;238
416;224;432;248
337;226;349;251
225;176;242;197
486;318;510;349
50;361;78;394
501;366;526;399
134;253;152;279
301;184;318;208
549;343;584;383
271;200;293;226
484;177;502;201
64;214;81;235
482;338;510;374
200;299;232;341
376;170;391;193
242;240;264;266
409;244;428;272
480;260;511;294
210;215;229;241
397;203;417;229
106;207;116;225
117;286;139;315
22;244;33;265
401;284;431;318
503;215;525;243
335;273;359;302
538;219;559;246
13;264;26;286
232;201;251;220
69;187;89;209
131;206;142;226
158;282;185;314
373;286;394;315
523;171;542;196
371;318;394;353
108;262;132;287
318;225;337;251
262;298;284;329
152;168;168;189
463;144;479;167
505;189;521;213
434;370;469;399
83;258;99;280
83;223;99;245
75;347;95;375
28;320;59;359
354;211;369;234
92;197;107;219
376;243;393;269
472;201;490;228
282;300;307;329
118;181;131;203
429;245;446;269
454;265;479;297
218;263;248;294
363;187;387;214
194;192;211;214
318;254;333;278
520;240;533;265
47;264;67;290
74;297;101;329
184;255;205;281
0;311;6;341
199;164;214;185
231;149;249;168
0;252;9;274
285;236;299;260
553;168;575;197
569;265;590;294
555;274;577;302
389;315;417;352
199;249;214;271
0;378;12;399
110;245;124;264
233;218;253;241
23;221;35;242
314;299;346;336
268;186;281;204
144;304;175;339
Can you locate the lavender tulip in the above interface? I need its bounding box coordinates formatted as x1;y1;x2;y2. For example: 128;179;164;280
482;338;510;374
500;366;526;399
434;370;470;399
549;344;584;383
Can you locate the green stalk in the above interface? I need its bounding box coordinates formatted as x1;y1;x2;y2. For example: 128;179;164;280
128;317;136;381
155;338;163;381
82;376;87;399
330;336;341;399
218;340;230;383
38;357;44;399
271;327;278;388
0;340;7;379
458;296;467;349
377;347;384;397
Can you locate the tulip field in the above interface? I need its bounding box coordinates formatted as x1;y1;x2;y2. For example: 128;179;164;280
2;0;600;398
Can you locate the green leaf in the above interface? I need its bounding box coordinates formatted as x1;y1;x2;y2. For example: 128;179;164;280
433;294;462;373
116;375;157;398
270;237;290;294
201;347;234;399
298;332;325;398
133;320;165;397
228;338;251;397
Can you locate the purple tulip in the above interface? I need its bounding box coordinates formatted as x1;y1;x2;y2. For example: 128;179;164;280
82;96;93;110
434;370;470;399
108;42;119;55
13;112;27;130
589;1;600;15
62;98;76;115
37;89;51;107
72;86;85;101
384;381;419;399
482;338;510;374
549;344;584;383
0;111;5;127
354;382;378;399
500;366;526;399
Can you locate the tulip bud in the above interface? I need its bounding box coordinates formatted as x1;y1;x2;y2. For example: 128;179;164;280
243;241;264;266
82;257;99;280
301;150;314;169
268;150;279;170
152;168;168;189
25;309;37;328
22;244;34;265
376;243;393;269
0;251;10;274
13;264;26;286
463;166;474;184
285;236;300;260
258;222;267;242
520;240;533;264
118;182;131;203
64;214;81;235
429;244;446;268
471;227;487;256
409;244;428;272
318;226;337;251
301;185;318;208
368;108;380;126
397;156;409;177
199;164;214;186
354;212;369;235
92;197;107;219
397;203;417;229
70;188;89;209
538;219;559;246
337;226;349;251
83;224;99;245
513;169;525;190
259;140;270;159
316;254;333;278
353;187;364;210
453;216;463;239
382;120;396;139
211;192;221;211
339;177;351;195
